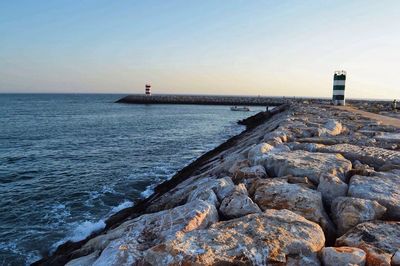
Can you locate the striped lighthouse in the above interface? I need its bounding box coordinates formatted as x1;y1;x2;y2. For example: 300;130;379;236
332;70;346;106
145;84;151;96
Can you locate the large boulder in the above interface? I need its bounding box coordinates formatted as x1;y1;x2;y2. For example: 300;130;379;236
348;172;400;220
321;246;366;266
247;143;274;164
261;150;352;184
77;200;218;265
147;176;235;212
331;197;386;235
336;221;400;266
253;178;336;241
318;119;343;137
219;184;261;219
144;209;325;265
317;174;348;207
318;144;400;169
232;165;267;184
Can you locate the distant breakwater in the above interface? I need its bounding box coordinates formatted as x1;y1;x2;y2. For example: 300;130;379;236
116;94;289;106
115;94;395;109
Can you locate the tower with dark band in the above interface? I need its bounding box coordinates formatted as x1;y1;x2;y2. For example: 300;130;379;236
145;84;151;96
333;71;346;106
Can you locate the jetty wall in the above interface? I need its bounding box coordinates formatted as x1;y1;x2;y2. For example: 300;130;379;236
116;94;291;106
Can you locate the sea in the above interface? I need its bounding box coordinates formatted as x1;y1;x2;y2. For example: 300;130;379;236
0;94;265;265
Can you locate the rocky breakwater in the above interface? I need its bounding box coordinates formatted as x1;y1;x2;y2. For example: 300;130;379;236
35;104;400;266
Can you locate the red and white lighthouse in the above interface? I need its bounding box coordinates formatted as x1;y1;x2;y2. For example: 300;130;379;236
145;84;151;96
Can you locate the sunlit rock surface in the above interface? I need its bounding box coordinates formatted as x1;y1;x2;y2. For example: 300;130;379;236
144;209;325;265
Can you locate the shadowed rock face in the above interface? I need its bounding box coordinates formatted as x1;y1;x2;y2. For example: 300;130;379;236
336;221;400;266
331;197;386;236
144;209;325;265
321;247;366;266
348;171;400;220
260;150;352;184
219;184;261;219
317;174;348;208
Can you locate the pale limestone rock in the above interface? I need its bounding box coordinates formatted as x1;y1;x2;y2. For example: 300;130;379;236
321;246;366;266
232;164;267;184
210;153;247;176
187;188;219;208
348;172;400;220
263;130;288;143
288;142;325;152
261;150;352;184
147;176;234;212
318;119;343;137
318;144;400;169
219;184;261;219
317;174;348;207
247;142;274;164
331;197;386;235
65;251;100;266
89;199;218;265
336;221;400;266
144;209;325;265
253;178;336;240
227;159;250;175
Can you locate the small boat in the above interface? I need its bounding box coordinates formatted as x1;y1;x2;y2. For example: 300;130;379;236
230;106;250;112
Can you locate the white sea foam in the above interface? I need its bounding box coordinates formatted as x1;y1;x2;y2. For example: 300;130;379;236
51;219;106;252
109;200;133;215
140;185;155;198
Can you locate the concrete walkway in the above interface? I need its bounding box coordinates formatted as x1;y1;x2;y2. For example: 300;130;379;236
334;105;400;128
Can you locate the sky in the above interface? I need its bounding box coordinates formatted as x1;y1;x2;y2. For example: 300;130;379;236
0;1;399;99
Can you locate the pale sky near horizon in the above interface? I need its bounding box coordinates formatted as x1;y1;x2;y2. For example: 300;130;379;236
0;1;399;99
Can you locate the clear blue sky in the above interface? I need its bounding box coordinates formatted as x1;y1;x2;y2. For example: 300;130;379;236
1;1;399;99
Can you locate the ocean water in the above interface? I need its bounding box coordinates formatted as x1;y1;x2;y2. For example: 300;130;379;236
0;94;264;265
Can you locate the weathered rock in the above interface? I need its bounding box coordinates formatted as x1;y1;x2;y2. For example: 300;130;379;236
317;174;348;207
286;253;321;266
321;246;366;266
331;197;386;235
288;142;325;152
210;154;247;176
247;142;274;164
227;159;250;175
144;209;325;265
85;199;219;265
65;251;100;266
318;144;400;169
318;119;343;137
253;178;336;240
287;175;316;189
219;184;261;219
147;176;235;212
232;165;267;184
261;150;352;184
348;172;400;220
336;221;400;266
187;188;220;208
263;130;288;143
